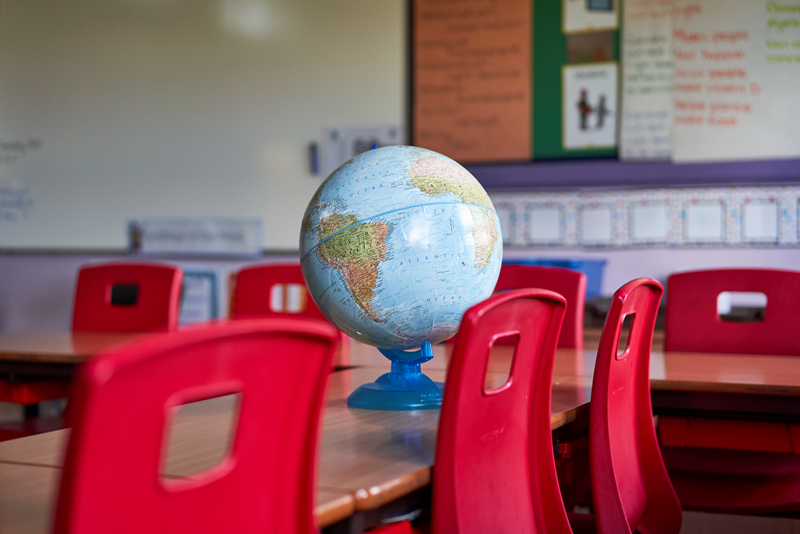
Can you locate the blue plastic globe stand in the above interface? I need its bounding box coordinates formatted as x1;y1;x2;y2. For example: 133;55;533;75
346;341;444;410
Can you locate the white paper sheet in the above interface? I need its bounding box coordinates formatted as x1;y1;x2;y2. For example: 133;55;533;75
685;202;724;241
580;205;614;243
563;63;619;149
672;0;800;162
620;0;673;160
631;203;669;241
743;200;778;241
529;206;563;242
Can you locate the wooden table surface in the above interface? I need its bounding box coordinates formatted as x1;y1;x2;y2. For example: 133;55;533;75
0;327;647;365
0;461;354;533
0;329;796;531
349;342;800;396
0;366;591;532
0;332;149;365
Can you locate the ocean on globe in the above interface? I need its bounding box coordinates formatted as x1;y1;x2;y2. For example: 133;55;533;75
300;145;502;350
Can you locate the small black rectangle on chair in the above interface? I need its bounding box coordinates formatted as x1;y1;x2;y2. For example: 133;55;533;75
110;284;139;306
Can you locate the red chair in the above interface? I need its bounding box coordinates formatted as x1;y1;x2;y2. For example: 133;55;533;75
445;264;586;358
664;268;800;356
72;262;183;333
230;263;350;366
54;317;340;534
433;288;572;534
660;268;800;514
590;278;681;534
494;265;586;350
0;262;184;441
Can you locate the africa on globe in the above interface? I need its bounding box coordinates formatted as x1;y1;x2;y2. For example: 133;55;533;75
299;145;502;351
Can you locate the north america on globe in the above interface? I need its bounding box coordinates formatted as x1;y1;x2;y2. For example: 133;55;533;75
300;145;502;350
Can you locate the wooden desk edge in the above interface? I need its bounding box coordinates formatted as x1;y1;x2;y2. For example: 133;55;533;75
0;351;84;364
551;404;590;431
315;490;357;527
347;468;432;512
337;404;591;513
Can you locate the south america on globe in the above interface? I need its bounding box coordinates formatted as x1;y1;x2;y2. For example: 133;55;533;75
300;145;502;352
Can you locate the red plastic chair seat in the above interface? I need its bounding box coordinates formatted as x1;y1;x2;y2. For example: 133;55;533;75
662;268;800;514
230;263;350;367
54;317;340;534
0;262;185;443
445;264;587;354
493;265;586;349
433;288;573;534
590;278;682;534
72;262;183;333
664;268;800;356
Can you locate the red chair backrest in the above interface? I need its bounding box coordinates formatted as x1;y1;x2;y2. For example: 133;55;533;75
664;269;800;356
433;289;571;534
494;265;586;349
54;317;340;534
230;263;328;321
590;278;681;534
72;262;183;333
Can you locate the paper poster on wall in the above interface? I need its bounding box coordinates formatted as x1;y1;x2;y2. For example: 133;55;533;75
563;62;618;149
620;0;672;160
672;0;800;163
563;0;619;34
412;0;532;163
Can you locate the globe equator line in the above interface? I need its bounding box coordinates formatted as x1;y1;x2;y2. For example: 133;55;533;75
302;200;496;263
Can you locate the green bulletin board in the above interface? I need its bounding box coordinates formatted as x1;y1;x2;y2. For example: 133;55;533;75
531;0;620;159
411;0;622;162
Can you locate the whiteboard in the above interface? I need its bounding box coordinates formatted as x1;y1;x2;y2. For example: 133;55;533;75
0;0;404;250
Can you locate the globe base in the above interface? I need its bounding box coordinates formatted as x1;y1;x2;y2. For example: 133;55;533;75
346;341;443;410
346;372;444;410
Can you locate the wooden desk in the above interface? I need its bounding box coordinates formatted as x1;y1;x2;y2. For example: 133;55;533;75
349;342;800;397
648;350;800;423
0;331;351;377
0;332;149;377
348;341;595;377
1;333;795;530
349;342;800;438
0;461;354;533
0;366;592;532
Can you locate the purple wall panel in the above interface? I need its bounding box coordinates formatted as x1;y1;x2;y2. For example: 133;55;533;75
466;158;800;191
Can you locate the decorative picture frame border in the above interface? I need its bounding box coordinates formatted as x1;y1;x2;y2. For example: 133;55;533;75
490;186;800;249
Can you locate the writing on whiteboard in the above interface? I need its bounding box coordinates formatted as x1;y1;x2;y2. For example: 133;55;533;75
0;138;42;166
0;186;33;222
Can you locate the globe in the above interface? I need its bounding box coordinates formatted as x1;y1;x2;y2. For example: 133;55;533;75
299;145;502;352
